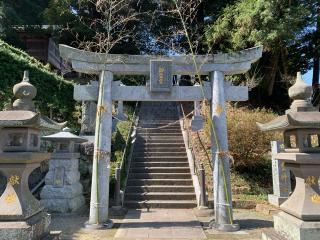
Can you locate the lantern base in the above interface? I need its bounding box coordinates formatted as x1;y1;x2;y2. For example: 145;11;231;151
262;212;320;240
0;211;51;240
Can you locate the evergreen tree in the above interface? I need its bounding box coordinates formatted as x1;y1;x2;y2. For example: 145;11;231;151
206;0;319;99
0;0;51;47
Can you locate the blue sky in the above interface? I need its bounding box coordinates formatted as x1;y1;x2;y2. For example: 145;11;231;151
303;69;313;85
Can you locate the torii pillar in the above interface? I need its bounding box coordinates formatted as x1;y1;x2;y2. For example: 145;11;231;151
87;71;113;228
211;71;239;231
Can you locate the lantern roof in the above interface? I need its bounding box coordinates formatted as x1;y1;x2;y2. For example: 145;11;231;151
257;72;320;132
42;127;87;143
257;112;320;132
0;110;40;127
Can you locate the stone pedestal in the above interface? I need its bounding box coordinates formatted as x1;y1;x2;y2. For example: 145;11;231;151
41;153;85;213
262;212;320;240
0;153;51;240
0;212;51;240
279;160;320;221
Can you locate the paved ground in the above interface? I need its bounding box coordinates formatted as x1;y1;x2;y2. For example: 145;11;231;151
200;209;273;240
115;209;206;239
50;208;274;240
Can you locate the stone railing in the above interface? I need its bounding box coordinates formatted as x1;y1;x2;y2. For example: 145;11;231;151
113;102;139;207
180;103;209;208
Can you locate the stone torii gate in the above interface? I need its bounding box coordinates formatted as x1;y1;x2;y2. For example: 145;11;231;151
59;45;262;231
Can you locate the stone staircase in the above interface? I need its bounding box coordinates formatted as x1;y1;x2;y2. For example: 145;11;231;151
124;102;197;209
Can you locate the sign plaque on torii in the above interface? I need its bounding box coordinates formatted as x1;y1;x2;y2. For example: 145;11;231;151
59;45;262;231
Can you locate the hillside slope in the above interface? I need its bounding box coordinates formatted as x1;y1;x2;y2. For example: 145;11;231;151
0;40;76;127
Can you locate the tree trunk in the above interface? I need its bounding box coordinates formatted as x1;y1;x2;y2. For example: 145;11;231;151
313;58;320;87
267;53;279;96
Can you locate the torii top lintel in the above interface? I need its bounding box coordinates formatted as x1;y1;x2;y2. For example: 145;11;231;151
59;45;262;75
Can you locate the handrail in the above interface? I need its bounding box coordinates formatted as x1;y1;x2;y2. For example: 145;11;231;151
180;102;210;207
180;103;213;173
196;131;213;172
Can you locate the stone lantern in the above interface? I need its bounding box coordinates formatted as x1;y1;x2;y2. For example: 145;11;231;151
0;71;51;240
258;72;320;240
40;127;87;213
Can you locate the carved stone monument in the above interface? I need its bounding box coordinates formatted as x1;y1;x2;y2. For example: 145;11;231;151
268;140;291;207
258;72;320;240
80;100;97;136
41;127;87;213
0;71;52;240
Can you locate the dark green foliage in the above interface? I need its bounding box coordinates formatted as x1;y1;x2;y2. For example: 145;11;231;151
0;40;78;129
0;0;51;47
111;105;135;169
205;0;319;109
109;105;135;197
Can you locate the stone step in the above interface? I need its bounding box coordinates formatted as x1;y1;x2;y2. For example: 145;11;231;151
138;124;180;128
124;200;197;209
125;192;196;201
129;173;191;179
139;119;179;122
130;167;190;173
137;129;182;134
133;156;188;162
261;229;287;240
136;136;184;141
126;179;193;186
136;139;184;144
131;162;189;167
135;143;185;148
126;185;195;193
133;152;187;157
125;102;195;209
134;147;186;152
138;133;182;137
135;142;185;147
138;123;181;127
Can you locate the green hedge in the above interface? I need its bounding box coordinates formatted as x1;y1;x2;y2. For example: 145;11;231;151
0;40;77;128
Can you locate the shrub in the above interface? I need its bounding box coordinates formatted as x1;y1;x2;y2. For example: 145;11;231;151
200;103;281;195
226;106;281;170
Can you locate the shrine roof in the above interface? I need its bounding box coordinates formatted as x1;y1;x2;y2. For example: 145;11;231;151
257;112;320;132
40;116;67;131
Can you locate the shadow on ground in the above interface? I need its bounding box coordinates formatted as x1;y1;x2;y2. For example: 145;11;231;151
236;219;273;230
119;220;202;229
